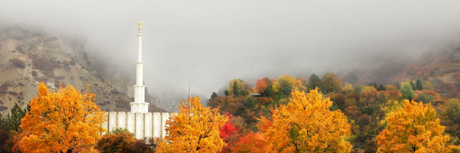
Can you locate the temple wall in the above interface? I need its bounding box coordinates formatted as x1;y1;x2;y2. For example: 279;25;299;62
102;112;174;139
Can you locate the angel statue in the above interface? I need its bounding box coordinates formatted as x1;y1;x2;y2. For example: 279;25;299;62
138;21;143;33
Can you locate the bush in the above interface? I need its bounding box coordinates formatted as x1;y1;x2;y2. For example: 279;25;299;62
31;70;37;77
96;130;136;153
96;128;154;153
127;140;155;153
0;83;10;94
418;94;433;104
10;58;25;69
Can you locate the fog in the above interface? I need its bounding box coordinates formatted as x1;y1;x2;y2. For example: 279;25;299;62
2;0;460;99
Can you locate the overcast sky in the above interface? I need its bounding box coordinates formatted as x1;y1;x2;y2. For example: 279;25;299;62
2;0;460;98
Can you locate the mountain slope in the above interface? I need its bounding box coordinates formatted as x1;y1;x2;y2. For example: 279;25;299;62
0;28;164;113
342;48;460;97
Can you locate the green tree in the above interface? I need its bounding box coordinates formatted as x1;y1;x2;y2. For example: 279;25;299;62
233;82;239;97
353;84;364;94
446;99;460;124
400;82;415;101
418;94;433;104
210;92;218;100
321;73;343;94
244;97;254;108
0;103;27;132
264;85;274;97
308;74;321;90
416;79;423;90
377;84;385;91
224;90;229;96
410;81;416;90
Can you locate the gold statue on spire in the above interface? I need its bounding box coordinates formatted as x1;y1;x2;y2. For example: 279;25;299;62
138;21;143;33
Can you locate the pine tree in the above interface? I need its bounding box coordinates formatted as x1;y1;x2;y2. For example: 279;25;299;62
410;81;416;90
308;74;321;90
233;82;239;97
210;92;218;100
224;90;229;96
377;84;385;91
416;79;423;90
0;103;27;132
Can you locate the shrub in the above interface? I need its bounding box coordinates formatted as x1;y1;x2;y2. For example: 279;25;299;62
0;83;10;94
31;70;37;77
418;93;433;104
96;128;154;153
10;58;25;69
127;140;155;153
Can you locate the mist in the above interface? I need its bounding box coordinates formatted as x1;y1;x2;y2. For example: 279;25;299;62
2;0;460;100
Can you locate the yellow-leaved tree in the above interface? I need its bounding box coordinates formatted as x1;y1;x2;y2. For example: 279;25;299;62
377;100;460;153
19;83;106;153
156;97;228;153
259;89;353;153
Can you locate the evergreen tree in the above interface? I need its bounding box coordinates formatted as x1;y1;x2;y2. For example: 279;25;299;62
264;85;273;97
211;92;218;100
410;81;416;90
224;90;229;96
0;103;27;132
416;79;423;90
373;82;378;89
377;84;385;91
233;82;239;97
244;97;254;108
308;74;322;90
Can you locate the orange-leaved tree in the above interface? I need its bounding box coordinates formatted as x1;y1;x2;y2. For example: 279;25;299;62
230;132;267;153
19;83;106;153
377;100;460;152
156;97;228;153
259;89;353;153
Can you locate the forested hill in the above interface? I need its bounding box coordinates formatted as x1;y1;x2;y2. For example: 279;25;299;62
343;48;460;98
208;73;460;152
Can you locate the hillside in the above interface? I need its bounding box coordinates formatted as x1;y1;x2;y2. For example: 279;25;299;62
342;48;460;97
0;28;164;113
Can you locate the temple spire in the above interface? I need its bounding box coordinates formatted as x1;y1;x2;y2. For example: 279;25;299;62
130;21;149;113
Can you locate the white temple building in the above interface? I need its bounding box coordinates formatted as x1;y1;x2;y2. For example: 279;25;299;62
130;22;149;113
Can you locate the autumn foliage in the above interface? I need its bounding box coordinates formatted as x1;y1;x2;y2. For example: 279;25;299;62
230;132;267;153
219;114;239;152
18;83;106;153
259;89;353;152
256;79;267;94
156;97;228;153
377;100;459;152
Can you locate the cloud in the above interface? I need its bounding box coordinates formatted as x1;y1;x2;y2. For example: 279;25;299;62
2;0;460;98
